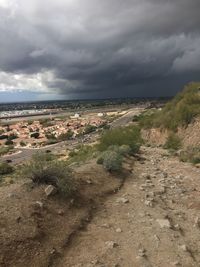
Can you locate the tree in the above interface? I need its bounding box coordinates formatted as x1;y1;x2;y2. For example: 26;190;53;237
59;130;73;141
84;125;96;134
30;132;40;139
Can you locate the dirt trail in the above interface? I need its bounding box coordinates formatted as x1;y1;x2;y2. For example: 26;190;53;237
55;146;200;267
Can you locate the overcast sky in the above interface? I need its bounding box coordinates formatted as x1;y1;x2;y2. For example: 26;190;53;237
0;0;200;102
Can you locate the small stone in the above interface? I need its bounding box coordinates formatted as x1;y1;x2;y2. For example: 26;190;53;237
57;209;64;216
138;248;146;257
154;187;166;195
101;223;111;229
145;200;153;207
179;244;188;252
172;261;181;266
116;228;122;233
16;216;21;223
154;234;160;242
105;241;118;249
163;172;168;178
174;224;181;231
90;259;99;265
35;201;43;208
194;216;200;228
50;248;57;255
156;219;171;229
116;197;129;204
70;199;74;205
8;193;16;198
45;185;57;196
86;179;93;184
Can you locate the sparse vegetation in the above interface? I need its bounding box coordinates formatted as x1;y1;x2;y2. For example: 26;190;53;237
139;82;200;131
96;144;132;172
22;153;75;196
39;118;55;127
0;162;14;175
84;124;97;134
59;130;74;141
100;150;123;172
0;145;13;156
30;132;40;139
179;147;200;164
20;141;27;147
68;145;98;164
164;133;182;150
98;126;142;154
5;139;14;146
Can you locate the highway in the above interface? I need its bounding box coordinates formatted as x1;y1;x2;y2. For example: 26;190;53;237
0;108;144;165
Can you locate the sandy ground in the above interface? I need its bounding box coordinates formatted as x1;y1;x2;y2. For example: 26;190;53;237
54;146;200;267
0;162;124;267
1;145;200;267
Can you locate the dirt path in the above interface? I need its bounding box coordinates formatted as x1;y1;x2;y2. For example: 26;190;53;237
55;146;200;267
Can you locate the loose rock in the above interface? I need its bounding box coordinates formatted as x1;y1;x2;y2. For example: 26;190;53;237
45;185;57;196
156;219;171;229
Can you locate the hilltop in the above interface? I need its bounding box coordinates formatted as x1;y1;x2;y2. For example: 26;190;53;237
1;93;200;266
140;82;200;131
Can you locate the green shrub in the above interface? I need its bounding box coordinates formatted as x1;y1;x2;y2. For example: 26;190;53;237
20;141;26;147
45;139;58;145
30;132;40;139
96;156;104;165
98;126;142;154
0;134;8;140
8;134;18;140
164;133;182;150
179;147;200;164
102;151;122;172
0;146;13;156
84;124;96;134
118;145;132;156
22;153;75;196
5;139;14;146
68;145;97;164
39;119;54;127
0;162;14;175
45;133;57;140
59;130;73;141
139;82;200;131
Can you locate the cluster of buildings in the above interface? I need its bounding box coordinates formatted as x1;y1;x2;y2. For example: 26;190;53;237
0;109;51;118
0;113;106;148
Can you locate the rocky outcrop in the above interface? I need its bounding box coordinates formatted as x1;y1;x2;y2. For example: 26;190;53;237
142;116;200;149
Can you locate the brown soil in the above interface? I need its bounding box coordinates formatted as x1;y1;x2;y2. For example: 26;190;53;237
53;146;200;267
0;161;126;267
142;116;200;149
2;146;200;267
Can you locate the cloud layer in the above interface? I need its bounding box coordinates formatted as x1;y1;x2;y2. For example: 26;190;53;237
0;0;200;99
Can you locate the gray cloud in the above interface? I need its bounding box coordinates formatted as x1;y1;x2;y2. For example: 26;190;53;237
0;0;200;98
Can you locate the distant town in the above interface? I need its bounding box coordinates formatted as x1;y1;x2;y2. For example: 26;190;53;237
0;98;167;152
0;111;116;148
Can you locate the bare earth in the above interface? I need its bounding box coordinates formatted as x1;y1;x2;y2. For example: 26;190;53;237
1;145;200;267
55;146;200;267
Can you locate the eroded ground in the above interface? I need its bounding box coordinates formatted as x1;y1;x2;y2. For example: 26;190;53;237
1;146;200;267
0;163;124;267
55;146;200;267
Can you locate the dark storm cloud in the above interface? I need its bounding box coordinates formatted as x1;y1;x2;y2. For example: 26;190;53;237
0;0;200;98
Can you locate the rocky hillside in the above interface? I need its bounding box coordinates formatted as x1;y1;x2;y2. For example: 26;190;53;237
142;116;200;149
141;82;200;149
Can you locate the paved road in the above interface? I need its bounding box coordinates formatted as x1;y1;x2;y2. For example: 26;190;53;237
0;107;144;165
1;139;86;165
111;107;144;128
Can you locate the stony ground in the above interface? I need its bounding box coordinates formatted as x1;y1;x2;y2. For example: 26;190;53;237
55;146;200;267
0;163;123;267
